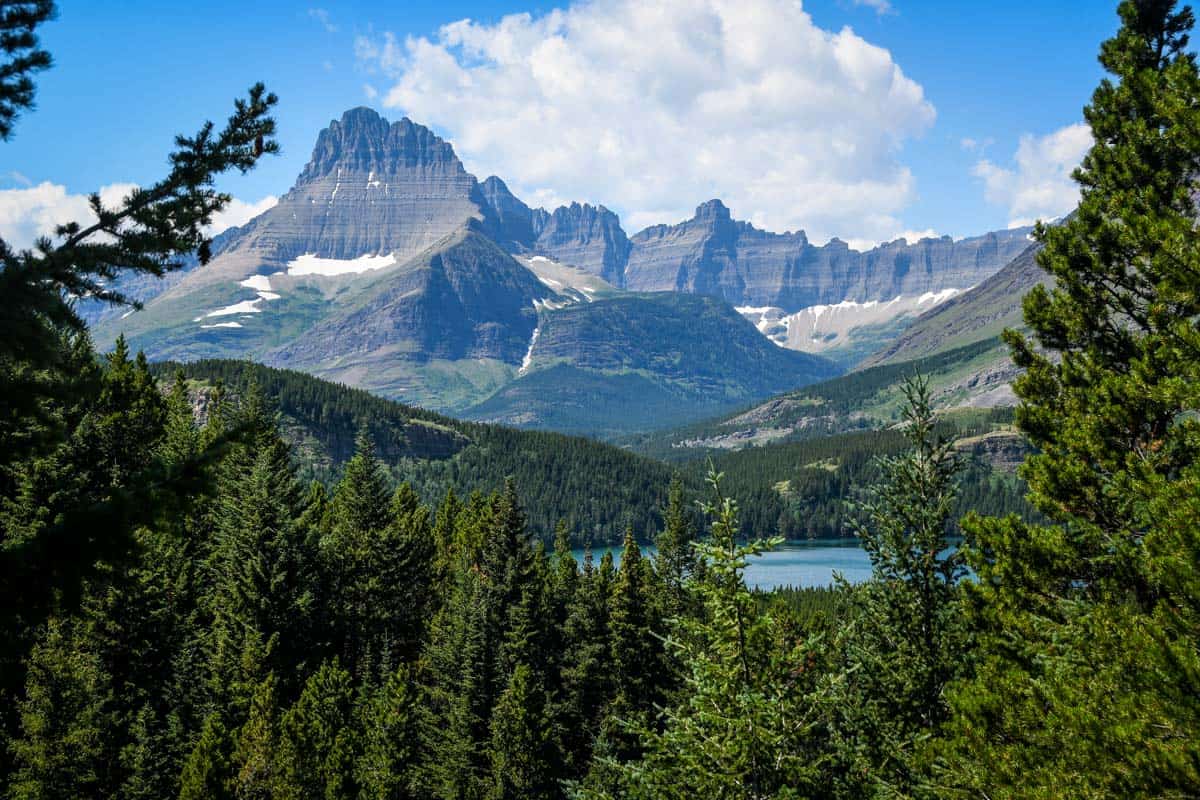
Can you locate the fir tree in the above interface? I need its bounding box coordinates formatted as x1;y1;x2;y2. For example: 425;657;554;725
487;664;561;800
177;715;233;800
583;469;834;800
356;665;421;800
833;374;965;796
275;660;359;800
941;1;1200;794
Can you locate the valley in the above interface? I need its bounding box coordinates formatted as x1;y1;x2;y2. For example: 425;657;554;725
91;107;1039;438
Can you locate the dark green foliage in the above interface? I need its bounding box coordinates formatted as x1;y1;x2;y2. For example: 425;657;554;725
940;2;1200;795
4;4;1199;796
831;375;967;796
150;358;682;545
703;408;1036;540
582;470;836;799
0;1;54;141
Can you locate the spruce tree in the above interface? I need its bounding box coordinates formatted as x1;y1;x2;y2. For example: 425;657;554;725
653;476;697;619
834;374;965;796
356;665;421;800
275;660;359;800
487;664;561;800
942;1;1200;794
177;715;233;800
583;470;834;799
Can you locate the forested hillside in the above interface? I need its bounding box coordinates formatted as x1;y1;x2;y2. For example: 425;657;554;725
150;359;684;545
627;337;1011;459
3;3;1199;799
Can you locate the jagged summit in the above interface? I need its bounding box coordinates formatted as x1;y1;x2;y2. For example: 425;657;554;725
299;108;466;182
694;198;732;221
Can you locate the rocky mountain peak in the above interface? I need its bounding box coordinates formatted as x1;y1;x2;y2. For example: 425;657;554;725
298;107;466;183
694;198;732;222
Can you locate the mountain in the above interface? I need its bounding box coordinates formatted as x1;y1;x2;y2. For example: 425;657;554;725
462;293;840;437
95;108;839;429
620;200;1031;362
861;242;1047;367
471;193;1033;364
622;199;1031;309
624;337;1017;459
528;202;631;286
264;225;552;407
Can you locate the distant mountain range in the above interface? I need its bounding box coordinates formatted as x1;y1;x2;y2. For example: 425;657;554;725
93;107;1037;435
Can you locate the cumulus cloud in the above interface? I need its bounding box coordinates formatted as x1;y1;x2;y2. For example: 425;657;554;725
207;195;278;236
0;182;137;250
972;122;1091;227
0;182;276;250
844;227;939;252
355;0;935;243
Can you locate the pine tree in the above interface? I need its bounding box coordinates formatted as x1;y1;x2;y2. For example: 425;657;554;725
8;619;109;800
582;469;834;800
604;529;666;762
356;665;421;800
275;660;359;800
324;429;395;668
205;385;316;711
833;374;965;795
229;674;280;800
178;714;233;800
941;1;1200;794
653;477;697;619
487;664;561;800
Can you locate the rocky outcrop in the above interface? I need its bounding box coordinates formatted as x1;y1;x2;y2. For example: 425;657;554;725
479;175;542;249
238;107;487;264
622;199;1031;311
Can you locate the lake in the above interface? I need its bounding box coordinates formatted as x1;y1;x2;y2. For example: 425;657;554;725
572;539;873;590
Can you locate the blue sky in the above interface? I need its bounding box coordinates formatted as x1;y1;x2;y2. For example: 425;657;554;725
1;0;1120;246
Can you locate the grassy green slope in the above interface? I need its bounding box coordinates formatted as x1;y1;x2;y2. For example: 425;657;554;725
625;338;1013;460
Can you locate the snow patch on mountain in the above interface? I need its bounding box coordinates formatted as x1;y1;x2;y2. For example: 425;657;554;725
519;326;540;375
287;252;397;276
738;289;967;355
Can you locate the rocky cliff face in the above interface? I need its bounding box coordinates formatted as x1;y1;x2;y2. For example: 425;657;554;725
529;202;631;286
861;243;1047;367
267;226;551;369
230;107;489;265
479;175;542;249
622;200;1031;311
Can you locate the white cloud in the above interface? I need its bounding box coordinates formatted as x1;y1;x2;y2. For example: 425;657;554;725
207;195;278;236
0;182;275;250
972;122;1091;227
959;136;996;153
356;0;935;244
851;0;893;14
844;227;939;251
0;182;137;250
308;8;338;33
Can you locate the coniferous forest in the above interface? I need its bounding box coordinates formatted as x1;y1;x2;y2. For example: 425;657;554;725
2;1;1200;798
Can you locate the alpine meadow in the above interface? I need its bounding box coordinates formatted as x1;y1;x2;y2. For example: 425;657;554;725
2;0;1200;798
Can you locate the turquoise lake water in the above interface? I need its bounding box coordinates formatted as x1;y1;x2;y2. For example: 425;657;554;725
572;539;873;590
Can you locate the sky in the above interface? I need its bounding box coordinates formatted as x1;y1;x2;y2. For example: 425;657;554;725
1;0;1121;249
